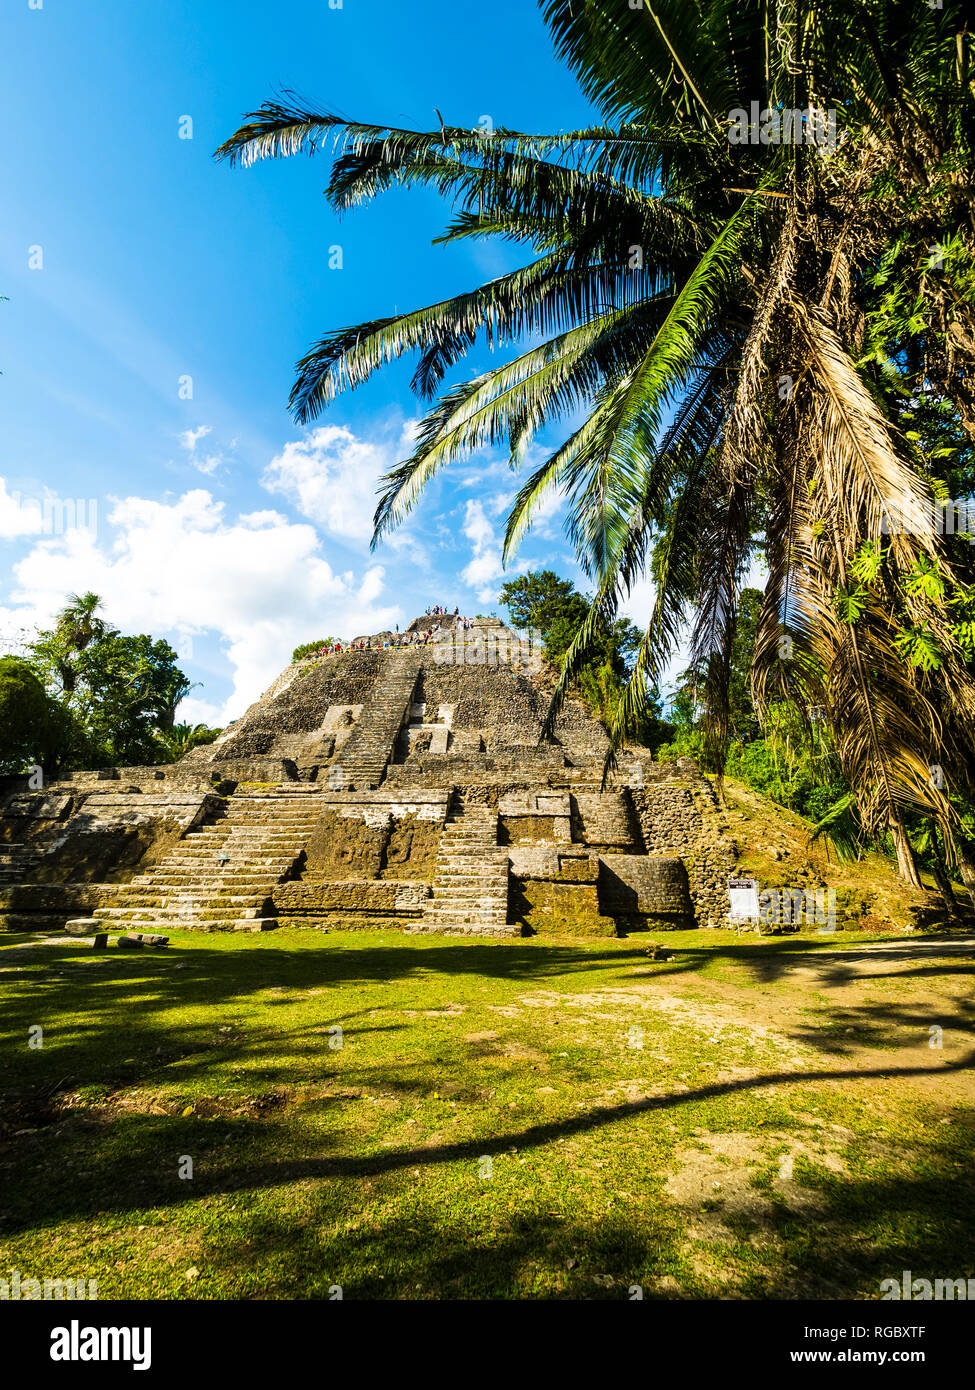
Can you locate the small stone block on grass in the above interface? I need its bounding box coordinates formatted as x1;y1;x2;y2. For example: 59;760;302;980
116;932;170;949
64;919;100;936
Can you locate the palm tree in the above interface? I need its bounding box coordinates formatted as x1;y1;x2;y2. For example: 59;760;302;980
42;592;108;696
159;722;221;761
217;0;975;882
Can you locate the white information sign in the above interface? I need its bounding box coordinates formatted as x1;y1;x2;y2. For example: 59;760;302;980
727;877;760;922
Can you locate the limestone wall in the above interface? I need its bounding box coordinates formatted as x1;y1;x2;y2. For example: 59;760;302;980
300;790;449;883
0;785;218;885
628;763;739;926
272;879;430;930
0;882;119;933
507;847;693;934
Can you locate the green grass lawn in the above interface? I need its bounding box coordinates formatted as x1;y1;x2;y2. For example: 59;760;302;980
1;927;973;1299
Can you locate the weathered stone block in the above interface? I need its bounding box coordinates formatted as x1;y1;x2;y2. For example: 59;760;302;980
65;918;101;936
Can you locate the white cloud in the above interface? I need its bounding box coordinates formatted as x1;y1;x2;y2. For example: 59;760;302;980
0;480;48;540
464;445;566;548
178;424;226;476
192;453;224;477
459;498;528;604
262;422;418;548
4;489;400;723
463;498;495;551
359;565;386;603
179;425;212;452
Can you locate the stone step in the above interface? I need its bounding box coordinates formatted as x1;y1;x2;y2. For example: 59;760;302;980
425;899;508;914
233;793;325;801
161;843;305;852
187;837;316;844
432;875;507;889
424;911;509;925
123;872;288;885
95;908;270;923
186;824;319;832
149;850;297;860
158;861;301;871
429;907;509;918
176;842;309;852
124;875;285;888
125;875;281;888
432;899;508;911
439;841;505;851
184;826;318;836
108;887;276;901
437;858;508;869
210;820;319;826
437;855;507;867
133;853;303;869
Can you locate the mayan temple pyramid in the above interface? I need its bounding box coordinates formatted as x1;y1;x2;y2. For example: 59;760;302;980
0;612;738;938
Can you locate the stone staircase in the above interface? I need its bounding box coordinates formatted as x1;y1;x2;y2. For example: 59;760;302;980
0;844;42;884
92;786;324;932
334;649;422;790
421;795;512;935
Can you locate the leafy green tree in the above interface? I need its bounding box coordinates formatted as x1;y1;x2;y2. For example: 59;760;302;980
36;591;108;698
500;573;586;637
292;638;335;662
29;596;192;768
499;570;667;740
157;722;222;762
0;657;74;775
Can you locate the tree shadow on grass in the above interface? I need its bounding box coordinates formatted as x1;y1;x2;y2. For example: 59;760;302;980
3;932;975;1126
1;1050;972;1238
187;1157;975;1300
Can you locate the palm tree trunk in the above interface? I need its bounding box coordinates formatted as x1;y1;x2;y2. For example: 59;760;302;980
958;855;975;913
927;819;957;912
891;815;922;888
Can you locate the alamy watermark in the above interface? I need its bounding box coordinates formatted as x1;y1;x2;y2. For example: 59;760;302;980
433;629;543;673
761;888;837;932
729;878;837;931
1;1268;98;1300
728;102;838;150
880;494;975;542
880;1270;975;1300
5;492;98;538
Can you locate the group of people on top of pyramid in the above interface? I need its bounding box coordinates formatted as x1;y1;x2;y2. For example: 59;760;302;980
311;605;480;659
425;604;475;630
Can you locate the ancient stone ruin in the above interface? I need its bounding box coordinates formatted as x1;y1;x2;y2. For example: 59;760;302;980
0;613;737;938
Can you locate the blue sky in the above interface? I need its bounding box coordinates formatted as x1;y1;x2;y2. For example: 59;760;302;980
0;0;656;725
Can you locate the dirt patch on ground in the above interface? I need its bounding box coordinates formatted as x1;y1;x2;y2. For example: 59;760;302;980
664;1129;851;1243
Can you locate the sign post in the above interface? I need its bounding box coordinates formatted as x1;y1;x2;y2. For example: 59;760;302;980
727;877;761;933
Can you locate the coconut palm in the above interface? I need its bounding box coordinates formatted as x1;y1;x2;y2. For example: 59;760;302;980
159;722;222;761
40;592;107;696
217;0;975;881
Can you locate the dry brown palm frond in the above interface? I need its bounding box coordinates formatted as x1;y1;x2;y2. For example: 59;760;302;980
769;536;951;837
688;470;756;783
752;414;815;716
792;294;942;567
719;198;800;486
799;495;953;841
